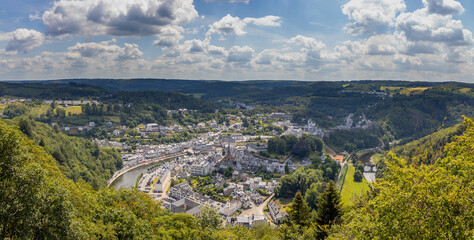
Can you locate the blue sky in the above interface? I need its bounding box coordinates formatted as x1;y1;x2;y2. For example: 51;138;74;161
0;0;473;82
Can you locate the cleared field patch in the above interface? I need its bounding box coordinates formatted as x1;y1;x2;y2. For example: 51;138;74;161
29;104;50;117
188;93;206;99
340;165;370;207
399;87;430;95
371;153;384;164
459;88;471;93
62;106;83;115
105;116;121;123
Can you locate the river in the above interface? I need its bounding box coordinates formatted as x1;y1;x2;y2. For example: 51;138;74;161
110;164;151;189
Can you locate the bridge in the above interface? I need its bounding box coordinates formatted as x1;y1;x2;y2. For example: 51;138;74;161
107;152;186;187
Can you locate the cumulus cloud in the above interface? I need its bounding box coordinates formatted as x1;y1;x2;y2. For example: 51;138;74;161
208;14;247;35
366;35;397;55
342;0;406;35
4;29;44;53
288;35;325;51
396;9;473;46
227;45;254;62
68;41;143;60
243;16;282;27
42;0;198;37
286;35;328;68
153;25;184;47
423;0;464;15
208;14;281;36
208;45;226;55
255;49;278;65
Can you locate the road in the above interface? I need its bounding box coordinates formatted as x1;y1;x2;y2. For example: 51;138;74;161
239;193;274;216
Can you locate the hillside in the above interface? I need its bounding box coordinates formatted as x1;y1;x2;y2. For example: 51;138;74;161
5;118;122;189
329;117;474;239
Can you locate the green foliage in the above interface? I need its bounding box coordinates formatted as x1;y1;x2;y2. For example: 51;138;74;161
224;166;234;178
353;169;363;182
329;117;474;239
18;117;33;137
267;134;323;159
305;182;325;210
275;167;324;198
3;103;28;118
316;181;342;239
288;192;312;227
324;128;381;152
196;206;222;230
8;119;122;189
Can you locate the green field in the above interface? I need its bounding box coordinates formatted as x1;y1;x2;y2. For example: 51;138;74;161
371;153;383;164
62;106;83;115
29;104;50;118
340;165;370;206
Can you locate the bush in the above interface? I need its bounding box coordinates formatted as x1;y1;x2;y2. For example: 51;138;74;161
353;169;363;182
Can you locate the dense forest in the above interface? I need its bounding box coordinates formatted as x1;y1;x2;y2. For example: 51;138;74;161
4;118;122;189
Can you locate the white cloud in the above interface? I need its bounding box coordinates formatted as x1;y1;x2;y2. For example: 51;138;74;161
207;14;281;37
208;45;226;55
342;0;406;35
396;9;473;46
208;14;247;36
243;16;282;27
42;0;198;37
227;45;254;62
4;29;44;53
255;49;278;65
366;35;397;55
423;0;464;15
29;11;41;21
153;25;184;47
287;35;325;51
68;41;143;60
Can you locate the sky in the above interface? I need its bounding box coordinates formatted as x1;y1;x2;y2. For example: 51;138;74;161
0;0;473;82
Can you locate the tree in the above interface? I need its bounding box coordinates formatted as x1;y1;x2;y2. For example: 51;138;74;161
285;163;290;174
305;183;322;210
288;192;311;227
224;167;233;178
353;169;363;182
196;206;222;230
19;118;33;138
316;181;342;239
3;103;28;118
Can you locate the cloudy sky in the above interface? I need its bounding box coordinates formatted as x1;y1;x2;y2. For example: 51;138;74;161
0;0;473;82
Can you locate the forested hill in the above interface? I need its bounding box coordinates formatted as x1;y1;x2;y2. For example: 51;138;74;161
104;91;217;112
390;121;467;165
329;117;474;239
4;118;122;189
0;82;107;99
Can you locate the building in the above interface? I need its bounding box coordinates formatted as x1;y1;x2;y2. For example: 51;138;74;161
154;169;171;193
145;123;160;132
268;201;288;224
170;198;202;217
190;161;212;176
227;215;268;228
223;185;236;197
170;182;193;200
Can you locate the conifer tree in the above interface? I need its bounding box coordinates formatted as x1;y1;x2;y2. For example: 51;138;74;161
316;181;342;239
288;191;311;227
